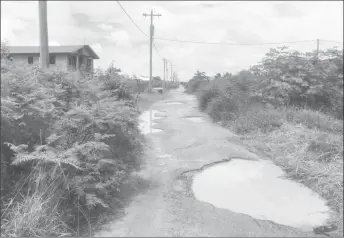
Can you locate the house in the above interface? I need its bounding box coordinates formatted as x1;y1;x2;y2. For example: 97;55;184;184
7;45;99;72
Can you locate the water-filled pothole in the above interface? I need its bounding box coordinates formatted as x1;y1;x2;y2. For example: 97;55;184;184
192;159;330;231
139;110;166;134
183;116;204;122
152;128;163;133
166;102;183;105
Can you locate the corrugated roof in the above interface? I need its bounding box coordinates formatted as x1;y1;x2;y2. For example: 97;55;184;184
7;45;99;59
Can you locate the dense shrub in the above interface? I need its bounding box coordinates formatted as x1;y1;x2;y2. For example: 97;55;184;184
198;86;220;111
0;53;144;236
232;107;283;134
251;47;343;119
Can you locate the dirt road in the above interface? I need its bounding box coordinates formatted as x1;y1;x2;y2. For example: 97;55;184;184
95;87;318;237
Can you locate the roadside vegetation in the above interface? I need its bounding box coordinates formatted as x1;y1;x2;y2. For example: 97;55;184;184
0;41;176;237
185;46;343;235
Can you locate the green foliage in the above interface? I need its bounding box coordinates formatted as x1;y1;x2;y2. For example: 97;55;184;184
1;54;144;236
198;86;220;111
233;107;283;134
251;46;343;118
283;107;343;134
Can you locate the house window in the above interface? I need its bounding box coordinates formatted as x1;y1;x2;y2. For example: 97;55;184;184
50;55;56;65
28;56;33;64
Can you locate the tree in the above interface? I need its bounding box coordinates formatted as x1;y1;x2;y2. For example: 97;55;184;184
250;46;343;118
1;41;9;59
214;73;221;79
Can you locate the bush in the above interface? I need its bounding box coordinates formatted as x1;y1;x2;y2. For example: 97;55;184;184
0;56;144;236
206;95;239;122
198;86;220;111
233;107;283;134
284;108;343;134
251;46;343;119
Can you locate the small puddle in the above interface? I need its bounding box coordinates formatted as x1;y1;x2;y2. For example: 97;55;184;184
192;159;330;231
183;116;204;122
166;102;183;105
139;110;166;134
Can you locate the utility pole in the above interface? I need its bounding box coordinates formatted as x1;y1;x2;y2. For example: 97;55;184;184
166;59;169;89
316;39;320;60
170;62;173;82
38;0;49;69
163;58;166;91
143;10;161;93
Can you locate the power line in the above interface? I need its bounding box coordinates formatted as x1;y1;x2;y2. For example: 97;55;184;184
319;39;343;44
153;43;163;59
154;37;315;46
116;1;149;37
116;1;165;60
115;2;340;49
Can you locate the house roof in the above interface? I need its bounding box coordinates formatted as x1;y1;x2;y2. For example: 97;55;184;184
7;45;100;59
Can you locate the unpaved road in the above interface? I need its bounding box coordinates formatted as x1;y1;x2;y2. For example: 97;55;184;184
95;87;319;237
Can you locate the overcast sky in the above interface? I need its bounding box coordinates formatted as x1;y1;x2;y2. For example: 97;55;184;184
1;1;343;81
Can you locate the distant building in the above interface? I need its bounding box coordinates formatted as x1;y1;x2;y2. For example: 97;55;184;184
137;75;150;81
7;45;99;72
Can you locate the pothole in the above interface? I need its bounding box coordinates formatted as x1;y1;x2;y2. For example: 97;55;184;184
166;102;183;105
183;116;204;122
152;128;164;133
158;154;173;159
139;110;166;134
192;159;331;231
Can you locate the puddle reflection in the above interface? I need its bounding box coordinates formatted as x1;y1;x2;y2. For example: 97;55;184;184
139;110;166;134
192;159;330;231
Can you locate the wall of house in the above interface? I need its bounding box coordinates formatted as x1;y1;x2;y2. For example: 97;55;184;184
11;54;68;70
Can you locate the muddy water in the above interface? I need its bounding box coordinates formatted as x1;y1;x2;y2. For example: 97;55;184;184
139;110;165;134
192;159;330;231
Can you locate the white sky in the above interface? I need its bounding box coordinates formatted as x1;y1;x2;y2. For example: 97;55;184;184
1;1;343;81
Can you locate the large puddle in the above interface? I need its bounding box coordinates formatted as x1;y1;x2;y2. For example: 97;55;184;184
139;110;165;134
192;159;330;231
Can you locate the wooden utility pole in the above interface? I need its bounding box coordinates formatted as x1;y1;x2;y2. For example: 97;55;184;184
316;39;320;60
170;62;173;82
166;59;169;89
143;10;161;93
38;0;49;69
163;58;166;91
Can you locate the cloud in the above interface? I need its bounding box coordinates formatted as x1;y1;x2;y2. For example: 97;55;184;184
273;2;303;18
105;30;131;47
97;24;114;31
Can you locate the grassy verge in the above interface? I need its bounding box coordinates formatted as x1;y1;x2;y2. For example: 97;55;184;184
187;74;343;236
233;108;343;236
